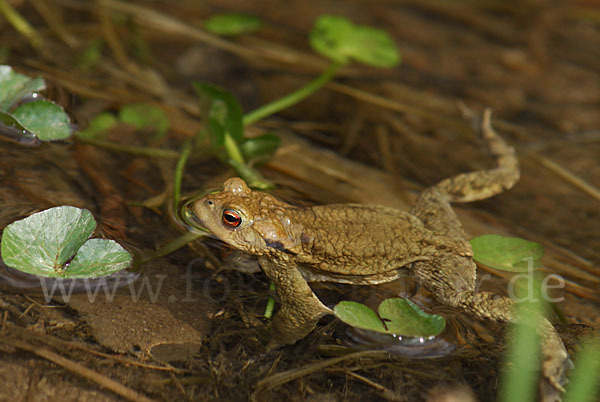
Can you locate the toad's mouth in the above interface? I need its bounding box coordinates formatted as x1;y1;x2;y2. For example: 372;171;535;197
178;199;210;234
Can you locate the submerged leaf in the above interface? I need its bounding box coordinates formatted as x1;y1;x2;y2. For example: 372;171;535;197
470;234;544;272
76;38;104;70
76;112;117;139
241;133;281;164
118;103;169;137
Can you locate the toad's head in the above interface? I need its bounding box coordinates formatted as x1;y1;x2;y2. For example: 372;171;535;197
189;178;302;256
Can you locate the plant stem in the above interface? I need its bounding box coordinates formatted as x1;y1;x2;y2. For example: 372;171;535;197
223;131;245;164
173;138;194;211
564;337;600;402
0;0;43;50
243;62;341;126
228;159;273;190
264;282;276;319
139;231;205;264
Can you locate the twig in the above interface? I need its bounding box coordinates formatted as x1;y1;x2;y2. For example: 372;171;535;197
346;371;406;401
1;311;7;334
30;0;79;47
529;152;600;203
0;0;44;50
254;350;388;393
76;137;179;158
7;323;186;373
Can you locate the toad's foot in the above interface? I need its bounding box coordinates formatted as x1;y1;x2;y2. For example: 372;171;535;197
444;288;570;401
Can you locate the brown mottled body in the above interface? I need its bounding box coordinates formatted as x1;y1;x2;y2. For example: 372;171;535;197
191;111;568;400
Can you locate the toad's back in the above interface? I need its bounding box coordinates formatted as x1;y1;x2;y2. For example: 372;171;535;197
286;204;443;279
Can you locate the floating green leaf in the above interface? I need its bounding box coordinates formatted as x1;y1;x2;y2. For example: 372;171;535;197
309;15;400;68
193;82;244;145
76;112;117;139
0;66;72;141
334;301;387;333
0;110;38;144
204;13;262;36
1;206;131;278
241;133;281;164
1;206;96;276
334;298;445;337
470;234;544;272
378;298;445;337
118;102;169;137
12;99;72;141
0;65;45;111
65;238;132;278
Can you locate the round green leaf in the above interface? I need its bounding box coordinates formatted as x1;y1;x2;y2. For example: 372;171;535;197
309;15;400;68
378;298;446;337
76;112;117;139
65;238;132;278
118;103;169;137
12;99;72;141
204;13;262;36
1;206;96;277
470;234;544;272
333;301;387;333
0;65;46;111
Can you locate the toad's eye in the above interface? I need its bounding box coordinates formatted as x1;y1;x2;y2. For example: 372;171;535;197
222;209;242;228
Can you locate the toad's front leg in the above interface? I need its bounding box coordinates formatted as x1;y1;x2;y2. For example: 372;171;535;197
259;257;332;347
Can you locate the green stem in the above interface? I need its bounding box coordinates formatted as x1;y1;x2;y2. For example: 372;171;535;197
243;62;341;126
564;337;600;402
173;138;194;211
264;282;276;319
0;0;43;50
139;231;205;264
223;131;245;165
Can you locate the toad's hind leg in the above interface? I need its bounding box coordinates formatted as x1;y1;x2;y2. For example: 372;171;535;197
411;254;569;400
410;110;568;399
410;109;519;239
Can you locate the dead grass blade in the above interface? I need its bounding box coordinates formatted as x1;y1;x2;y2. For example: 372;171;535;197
253;350;388;394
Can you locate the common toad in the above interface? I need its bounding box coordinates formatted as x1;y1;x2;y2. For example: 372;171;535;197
190;110;568;399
